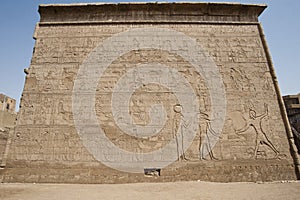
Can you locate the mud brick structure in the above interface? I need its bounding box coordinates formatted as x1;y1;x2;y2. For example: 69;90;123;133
1;2;299;183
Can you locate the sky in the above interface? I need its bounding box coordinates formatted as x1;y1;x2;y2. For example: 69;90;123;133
0;0;299;110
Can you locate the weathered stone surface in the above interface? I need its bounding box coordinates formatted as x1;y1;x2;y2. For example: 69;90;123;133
1;2;298;183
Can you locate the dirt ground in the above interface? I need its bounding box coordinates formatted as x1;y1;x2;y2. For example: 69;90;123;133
0;181;299;200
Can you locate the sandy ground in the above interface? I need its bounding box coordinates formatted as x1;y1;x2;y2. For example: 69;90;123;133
0;181;299;200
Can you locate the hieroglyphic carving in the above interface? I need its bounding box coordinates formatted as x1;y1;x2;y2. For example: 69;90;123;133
262;71;274;91
229;67;255;91
62;67;76;90
43;69;57;92
57;99;72;124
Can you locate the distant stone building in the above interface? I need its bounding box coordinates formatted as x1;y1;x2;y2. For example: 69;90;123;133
0;94;17;168
283;94;300;154
0;94;16;115
1;2;299;183
0;94;16;128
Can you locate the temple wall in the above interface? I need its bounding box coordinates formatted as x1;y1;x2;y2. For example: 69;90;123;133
1;3;297;183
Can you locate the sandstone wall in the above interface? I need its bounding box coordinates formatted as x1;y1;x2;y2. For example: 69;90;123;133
1;3;298;183
0;111;16;129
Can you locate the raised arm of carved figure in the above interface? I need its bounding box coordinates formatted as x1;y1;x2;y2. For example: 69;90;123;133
257;103;268;119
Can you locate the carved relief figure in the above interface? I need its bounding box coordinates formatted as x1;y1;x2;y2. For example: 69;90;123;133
62;67;76;90
43;70;57;92
130;94;149;126
199;112;219;160
235;104;279;158
172;104;187;161
262;71;273;91
230;68;254;91
57;99;72;124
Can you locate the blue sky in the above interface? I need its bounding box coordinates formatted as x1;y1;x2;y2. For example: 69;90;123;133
0;0;299;110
